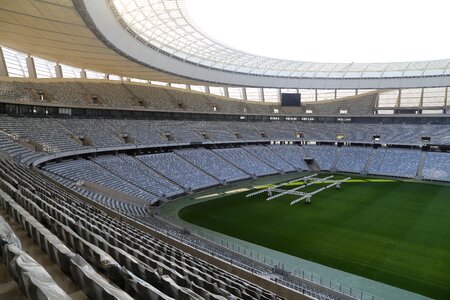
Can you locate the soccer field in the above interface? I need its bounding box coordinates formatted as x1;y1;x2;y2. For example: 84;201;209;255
179;175;450;299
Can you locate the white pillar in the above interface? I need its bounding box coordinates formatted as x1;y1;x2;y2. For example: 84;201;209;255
419;88;424;108
260;88;265;102
315;89;318;102
224;87;229;98
26;55;37;78
242;87;247;101
396;89;402;107
204;86;210;94
445;87;448;107
0;47;8;77
80;70;87;79
55;63;63;78
277;89;282;102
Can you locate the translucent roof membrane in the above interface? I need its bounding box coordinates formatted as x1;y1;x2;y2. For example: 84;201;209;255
378;90;399;107
34;57;56;78
110;0;450;79
400;89;422;107
377;87;448;108
3;47;29;78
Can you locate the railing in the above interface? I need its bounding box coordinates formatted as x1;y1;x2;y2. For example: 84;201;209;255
153;214;379;300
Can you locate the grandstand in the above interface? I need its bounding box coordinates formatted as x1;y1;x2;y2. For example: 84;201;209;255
0;0;449;299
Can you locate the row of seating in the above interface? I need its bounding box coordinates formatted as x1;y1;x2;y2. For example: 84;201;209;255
422;152;450;181
335;147;373;173
213;148;277;177
1;117;450;163
42;159;156;204
39;145;450;214
137;153;220;191
0;79;376;115
0;158;284;299
243;146;296;173
175;149;250;183
0;215;73;300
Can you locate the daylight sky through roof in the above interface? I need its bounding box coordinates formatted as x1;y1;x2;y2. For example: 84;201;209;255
185;0;450;63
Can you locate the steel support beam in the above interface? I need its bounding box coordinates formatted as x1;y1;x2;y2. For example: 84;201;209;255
224;87;229;98
242;87;247;101
0;47;8;77
55;64;63;78
26;55;37;78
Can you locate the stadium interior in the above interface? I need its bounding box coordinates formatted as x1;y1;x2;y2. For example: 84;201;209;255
0;0;449;300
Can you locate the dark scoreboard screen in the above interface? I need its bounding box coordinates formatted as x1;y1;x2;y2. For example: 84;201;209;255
281;93;301;106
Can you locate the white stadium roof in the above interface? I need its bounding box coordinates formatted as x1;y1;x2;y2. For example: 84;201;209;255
0;0;449;89
110;0;450;79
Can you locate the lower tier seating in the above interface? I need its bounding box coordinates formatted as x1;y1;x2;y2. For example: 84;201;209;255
0;158;284;299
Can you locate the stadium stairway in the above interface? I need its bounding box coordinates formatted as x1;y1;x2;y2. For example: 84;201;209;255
332;147;340;172
416;151;427;180
361;148;375;175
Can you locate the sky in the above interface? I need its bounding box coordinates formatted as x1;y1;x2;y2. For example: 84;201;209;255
185;0;450;63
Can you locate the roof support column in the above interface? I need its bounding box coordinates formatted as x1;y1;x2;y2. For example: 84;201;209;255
224;87;229;98
396;89;402;107
334;89;337;99
80;70;87;79
242;87;247;101
204;86;210;94
0;47;8;77
260;88;265;102
419;88;424;108
277;89;282;102
315;89;318;102
54;63;63;78
445;87;448;106
26;55;37;78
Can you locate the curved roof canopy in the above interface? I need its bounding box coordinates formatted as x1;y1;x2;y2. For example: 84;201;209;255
110;0;450;79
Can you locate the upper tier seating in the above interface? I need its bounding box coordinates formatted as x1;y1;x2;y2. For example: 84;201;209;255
0;117;449;165
0;116;82;153
213;148;277;177
1;78;376;115
107;119;167;145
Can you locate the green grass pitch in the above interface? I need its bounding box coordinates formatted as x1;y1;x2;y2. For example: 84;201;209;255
179;175;450;299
